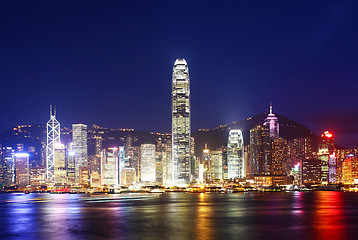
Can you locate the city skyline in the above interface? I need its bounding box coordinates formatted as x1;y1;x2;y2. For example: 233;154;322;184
1;1;358;149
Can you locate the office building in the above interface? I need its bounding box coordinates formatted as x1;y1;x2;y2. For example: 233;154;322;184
302;158;321;185
15;153;30;187
101;148;119;186
263;103;279;138
141;144;156;183
72;124;88;185
227;129;245;179
46;106;60;183
271;138;288;176
249;125;271;176
172;58;191;185
211;150;223;180
54;143;67;184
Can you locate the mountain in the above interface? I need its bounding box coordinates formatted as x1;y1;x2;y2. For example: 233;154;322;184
192;113;319;156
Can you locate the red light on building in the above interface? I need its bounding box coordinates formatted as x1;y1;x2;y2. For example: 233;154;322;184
322;131;333;138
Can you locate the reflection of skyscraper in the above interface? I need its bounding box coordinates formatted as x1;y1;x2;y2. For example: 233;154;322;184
46;106;60;183
263;103;279;138
227;129;245;179
172;58;191;185
72;124;88;185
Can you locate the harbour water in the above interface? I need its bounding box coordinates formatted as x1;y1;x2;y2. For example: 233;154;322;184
0;191;358;240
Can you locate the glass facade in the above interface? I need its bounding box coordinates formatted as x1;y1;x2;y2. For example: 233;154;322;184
172;58;191;185
227;129;244;179
72;124;88;185
140;144;156;183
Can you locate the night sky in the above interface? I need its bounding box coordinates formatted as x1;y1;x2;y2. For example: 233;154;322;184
1;1;358;147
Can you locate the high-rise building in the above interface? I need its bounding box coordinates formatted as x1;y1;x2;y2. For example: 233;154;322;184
67;150;76;184
54;143;67;184
320;131;335;154
141;144;156;183
118;146;125;184
101;148;119;186
249;125;271;176
163;138;172;186
342;156;358;185
72;124;88;185
29;167;46;186
271;138;288;176
0;147;15;186
202;145;211;181
318;131;335;184
318;148;329;184
227;129;245;179
14;153;30;187
288;137;313;171
302;158;321;185
263;103;279;138
121;167;136;186
172;58;191;185
46;106;60;183
155;150;165;185
211;150;223;180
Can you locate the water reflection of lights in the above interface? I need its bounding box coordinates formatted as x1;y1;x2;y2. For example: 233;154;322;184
194;193;215;240
312;191;345;240
292;191;304;215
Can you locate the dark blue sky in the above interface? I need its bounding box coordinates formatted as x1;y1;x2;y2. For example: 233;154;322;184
1;1;358;147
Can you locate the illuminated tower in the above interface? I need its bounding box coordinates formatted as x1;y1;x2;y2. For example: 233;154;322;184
249;125;270;176
14;153;30;187
72;124;88;185
263;103;279;138
319;131;336;184
141;144;156;183
101;147;119;186
172;58;191;185
54;143;67;184
46;105;60;183
227;129;245;179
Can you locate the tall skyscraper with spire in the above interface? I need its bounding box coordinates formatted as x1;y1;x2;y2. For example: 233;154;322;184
263;103;279;138
172;58;191;185
46;105;60;183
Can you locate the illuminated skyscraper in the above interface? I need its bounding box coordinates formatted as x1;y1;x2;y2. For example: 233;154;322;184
172;58;191;185
227;129;245;179
118;146;125;184
67;150;76;184
14;153;30;187
318;131;335;184
54;143;67;184
141;144;156;183
101;148;119;186
46;105;60;183
211;150;224;180
0;147;15;186
249;125;271;176
72;124;88;185
270;138;288;175
263;103;279;138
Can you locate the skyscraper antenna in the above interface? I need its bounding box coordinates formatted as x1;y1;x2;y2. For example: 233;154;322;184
269;102;273;114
